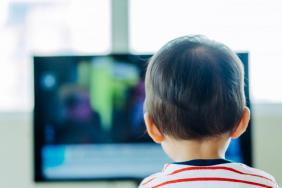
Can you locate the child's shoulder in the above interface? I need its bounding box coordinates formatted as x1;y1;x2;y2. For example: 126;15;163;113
138;172;163;188
231;162;277;183
138;162;279;188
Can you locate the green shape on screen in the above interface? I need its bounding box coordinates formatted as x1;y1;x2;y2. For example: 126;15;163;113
90;57;113;131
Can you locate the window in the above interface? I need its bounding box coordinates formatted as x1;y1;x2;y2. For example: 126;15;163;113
0;0;111;111
129;0;282;102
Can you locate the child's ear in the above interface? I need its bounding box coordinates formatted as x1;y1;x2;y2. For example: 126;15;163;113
144;112;165;143
230;107;250;138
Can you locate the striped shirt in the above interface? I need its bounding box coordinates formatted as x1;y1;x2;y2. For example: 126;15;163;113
139;159;279;188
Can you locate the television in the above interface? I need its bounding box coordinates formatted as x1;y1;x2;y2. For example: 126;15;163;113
33;53;252;182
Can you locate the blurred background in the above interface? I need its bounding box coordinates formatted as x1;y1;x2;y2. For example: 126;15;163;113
0;0;282;187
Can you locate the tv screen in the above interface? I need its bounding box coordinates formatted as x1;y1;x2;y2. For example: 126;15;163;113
33;53;252;182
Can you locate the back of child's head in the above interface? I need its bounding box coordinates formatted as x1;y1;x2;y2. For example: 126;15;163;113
144;35;246;140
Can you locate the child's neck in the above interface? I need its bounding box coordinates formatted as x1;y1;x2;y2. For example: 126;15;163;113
163;135;231;162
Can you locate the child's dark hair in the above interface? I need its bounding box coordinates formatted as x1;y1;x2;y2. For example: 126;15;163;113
144;35;246;139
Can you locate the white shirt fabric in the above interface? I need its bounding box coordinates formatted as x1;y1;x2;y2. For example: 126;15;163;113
139;159;279;188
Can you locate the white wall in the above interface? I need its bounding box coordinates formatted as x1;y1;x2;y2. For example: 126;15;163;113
0;103;281;188
253;104;282;184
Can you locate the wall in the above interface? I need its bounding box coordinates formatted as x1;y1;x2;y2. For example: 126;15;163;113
0;103;281;188
253;103;282;184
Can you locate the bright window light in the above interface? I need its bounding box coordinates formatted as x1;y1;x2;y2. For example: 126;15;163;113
0;0;111;112
129;0;282;103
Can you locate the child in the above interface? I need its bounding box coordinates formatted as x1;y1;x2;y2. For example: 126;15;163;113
139;36;279;188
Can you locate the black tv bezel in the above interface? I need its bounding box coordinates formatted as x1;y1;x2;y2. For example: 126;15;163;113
33;53;252;182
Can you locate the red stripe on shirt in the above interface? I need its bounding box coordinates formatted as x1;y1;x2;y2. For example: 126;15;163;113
142;177;157;186
162;164;170;172
152;177;273;188
168;166;274;182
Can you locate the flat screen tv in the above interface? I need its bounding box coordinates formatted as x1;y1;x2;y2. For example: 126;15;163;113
33;53;252;182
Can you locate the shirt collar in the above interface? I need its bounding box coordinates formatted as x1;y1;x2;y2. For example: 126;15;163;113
173;158;231;166
162;158;232;175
